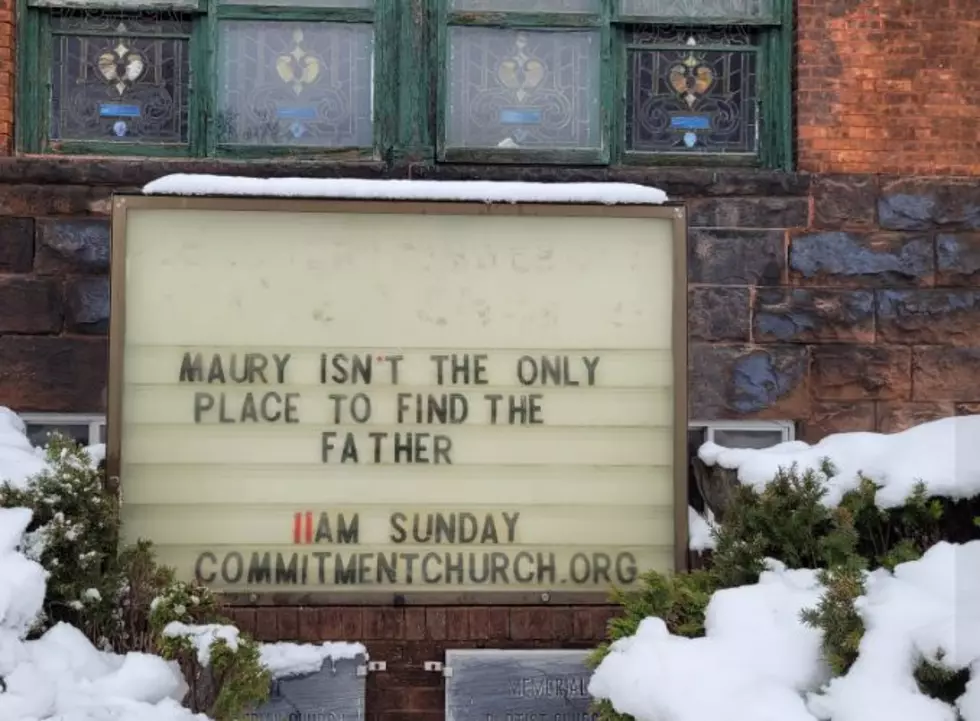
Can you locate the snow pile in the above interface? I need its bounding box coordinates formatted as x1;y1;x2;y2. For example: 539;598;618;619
700;415;980;508
591;544;980;721
688;506;717;552
0;507;206;721
0;407;104;493
259;641;366;680
142;175;669;206
0;409;47;490
810;541;980;721
590;561;828;721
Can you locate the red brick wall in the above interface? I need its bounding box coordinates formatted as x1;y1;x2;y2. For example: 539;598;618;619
0;0;12;154
797;0;980;175
3;0;980;175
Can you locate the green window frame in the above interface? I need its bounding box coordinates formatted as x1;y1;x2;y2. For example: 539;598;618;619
437;0;792;168
16;0;395;158
16;0;792;169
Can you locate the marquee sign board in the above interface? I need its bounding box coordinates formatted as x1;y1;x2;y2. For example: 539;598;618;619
108;193;687;604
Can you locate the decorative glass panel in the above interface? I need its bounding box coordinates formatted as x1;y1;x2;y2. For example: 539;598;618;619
620;0;772;19
451;0;599;12
446;28;601;151
25;424;90;448
49;14;190;144
217;22;374;148
626;29;758;154
32;0;198;8
220;0;371;7
712;429;783;449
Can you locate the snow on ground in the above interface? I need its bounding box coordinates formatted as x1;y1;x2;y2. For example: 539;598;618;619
699;415;980;508
259;641;366;679
590;561;828;721
596;415;980;721
0;406;368;720
688;506;717;552
0;506;205;721
0;409;47;490
591;542;980;721
142;174;669;205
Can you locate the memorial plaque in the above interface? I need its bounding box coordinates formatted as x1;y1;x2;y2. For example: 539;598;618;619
245;654;366;721
446;649;597;721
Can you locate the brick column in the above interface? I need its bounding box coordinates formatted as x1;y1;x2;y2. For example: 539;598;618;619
0;0;13;153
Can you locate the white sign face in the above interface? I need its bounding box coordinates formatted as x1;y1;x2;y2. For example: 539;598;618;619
114;201;682;596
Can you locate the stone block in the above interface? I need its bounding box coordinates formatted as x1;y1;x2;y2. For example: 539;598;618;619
811;345;911;401
0;217;34;272
877;289;980;345
789;231;933;287
0;184;111;217
689;287;750;342
912;347;980;402
35;219;110;274
0;278;63;334
879;178;980;231
754;288;874;343
936;233;980;286
811;174;879;230
688;228;785;285
687;197;808;229
802;402;876;443
876;402;955;434
690;343;809;418
0;336;107;412
65;276;110;334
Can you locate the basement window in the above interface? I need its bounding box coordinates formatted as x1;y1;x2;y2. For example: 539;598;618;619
695;419;795;449
18;413;107;448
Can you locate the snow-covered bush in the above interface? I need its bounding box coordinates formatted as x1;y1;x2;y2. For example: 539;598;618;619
0;425;271;720
590;418;980;721
152;581;271;719
0;435;122;645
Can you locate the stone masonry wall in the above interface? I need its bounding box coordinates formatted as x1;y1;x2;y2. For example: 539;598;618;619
2;160;979;440
1;159;979;720
690;173;980;440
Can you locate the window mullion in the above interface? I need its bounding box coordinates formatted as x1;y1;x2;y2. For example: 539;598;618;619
194;0;215;157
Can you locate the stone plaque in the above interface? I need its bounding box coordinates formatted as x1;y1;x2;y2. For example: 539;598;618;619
245;654;366;721
445;649;598;721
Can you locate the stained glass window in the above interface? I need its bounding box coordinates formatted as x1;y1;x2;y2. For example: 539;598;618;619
620;0;773;19
446;28;601;151
21;0;792;166
49;13;191;144
217;22;374;148
625;28;759;155
451;0;600;12
220;0;372;7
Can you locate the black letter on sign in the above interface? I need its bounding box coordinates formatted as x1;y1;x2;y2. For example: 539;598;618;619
194;551;217;583
180;352;203;383
193;392;215;423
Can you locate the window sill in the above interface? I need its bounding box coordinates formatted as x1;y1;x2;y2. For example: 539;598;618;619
0;154;811;198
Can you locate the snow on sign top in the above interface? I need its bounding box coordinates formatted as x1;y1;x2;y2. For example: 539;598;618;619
141;174;669;206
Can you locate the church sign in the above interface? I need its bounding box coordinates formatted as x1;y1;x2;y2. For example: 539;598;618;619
107;189;687;603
